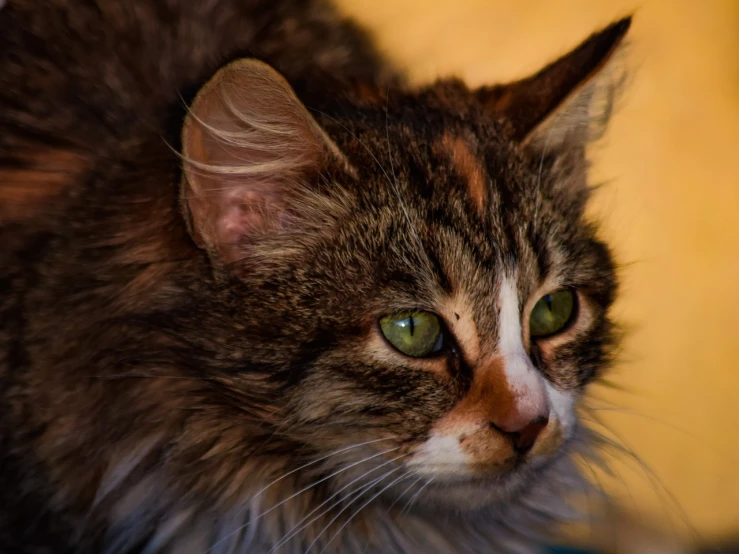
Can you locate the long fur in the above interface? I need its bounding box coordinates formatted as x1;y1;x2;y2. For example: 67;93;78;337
0;1;625;553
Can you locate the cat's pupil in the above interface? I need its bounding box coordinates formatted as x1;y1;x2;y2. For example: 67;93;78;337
545;295;553;311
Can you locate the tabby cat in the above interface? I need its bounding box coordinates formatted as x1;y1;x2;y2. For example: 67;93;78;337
0;1;630;552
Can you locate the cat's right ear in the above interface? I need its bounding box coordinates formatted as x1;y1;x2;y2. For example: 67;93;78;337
181;59;349;265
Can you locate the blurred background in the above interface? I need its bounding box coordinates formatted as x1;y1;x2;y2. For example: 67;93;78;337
336;0;739;552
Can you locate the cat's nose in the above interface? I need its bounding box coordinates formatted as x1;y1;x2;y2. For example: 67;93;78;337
490;411;550;455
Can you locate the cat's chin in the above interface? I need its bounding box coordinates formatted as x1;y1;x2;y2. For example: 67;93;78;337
401;454;564;512
422;480;515;511
403;469;535;512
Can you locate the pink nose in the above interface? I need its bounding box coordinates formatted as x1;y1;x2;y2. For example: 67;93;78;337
490;410;550;454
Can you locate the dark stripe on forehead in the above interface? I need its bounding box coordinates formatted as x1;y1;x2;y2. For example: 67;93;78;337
424;247;453;294
532;232;553;282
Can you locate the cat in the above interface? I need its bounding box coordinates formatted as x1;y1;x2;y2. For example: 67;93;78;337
0;1;630;552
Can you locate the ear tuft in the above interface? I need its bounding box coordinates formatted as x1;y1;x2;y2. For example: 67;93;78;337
478;17;632;149
181;59;346;265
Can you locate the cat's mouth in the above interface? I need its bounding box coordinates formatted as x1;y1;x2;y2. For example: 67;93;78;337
393;437;573;511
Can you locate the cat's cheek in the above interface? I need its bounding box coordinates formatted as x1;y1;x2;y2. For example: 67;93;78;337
546;383;577;428
542;382;578;440
408;433;475;479
522;385;579;469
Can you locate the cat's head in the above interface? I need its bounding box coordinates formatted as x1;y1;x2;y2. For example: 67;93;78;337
171;18;628;516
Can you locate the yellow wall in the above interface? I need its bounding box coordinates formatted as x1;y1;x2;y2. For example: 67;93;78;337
337;0;739;546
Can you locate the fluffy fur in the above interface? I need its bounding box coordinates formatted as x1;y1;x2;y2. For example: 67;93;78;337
0;1;629;552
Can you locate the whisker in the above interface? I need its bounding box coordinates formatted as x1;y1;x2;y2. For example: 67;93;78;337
576;453;611;544
585;405;739;466
300;465;407;554
596;434;687;545
585;418;707;547
384;473;423;515
207;441;398;552
278;468;400;554
317;471;414;554
577;434;641;524
256;446;401;517
269;453;410;553
401;475;434;516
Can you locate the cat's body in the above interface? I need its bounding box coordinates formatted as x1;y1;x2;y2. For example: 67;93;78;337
0;1;629;553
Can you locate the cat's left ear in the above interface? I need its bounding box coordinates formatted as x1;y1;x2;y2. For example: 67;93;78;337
477;17;631;149
181;59;350;265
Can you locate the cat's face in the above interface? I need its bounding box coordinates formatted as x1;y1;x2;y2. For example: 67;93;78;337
239;128;615;510
174;19;624;515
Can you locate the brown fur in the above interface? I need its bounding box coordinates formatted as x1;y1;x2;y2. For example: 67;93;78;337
435;132;488;214
0;146;89;224
0;1;630;552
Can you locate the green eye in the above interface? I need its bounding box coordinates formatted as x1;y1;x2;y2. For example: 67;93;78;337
529;290;576;338
379;311;443;358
